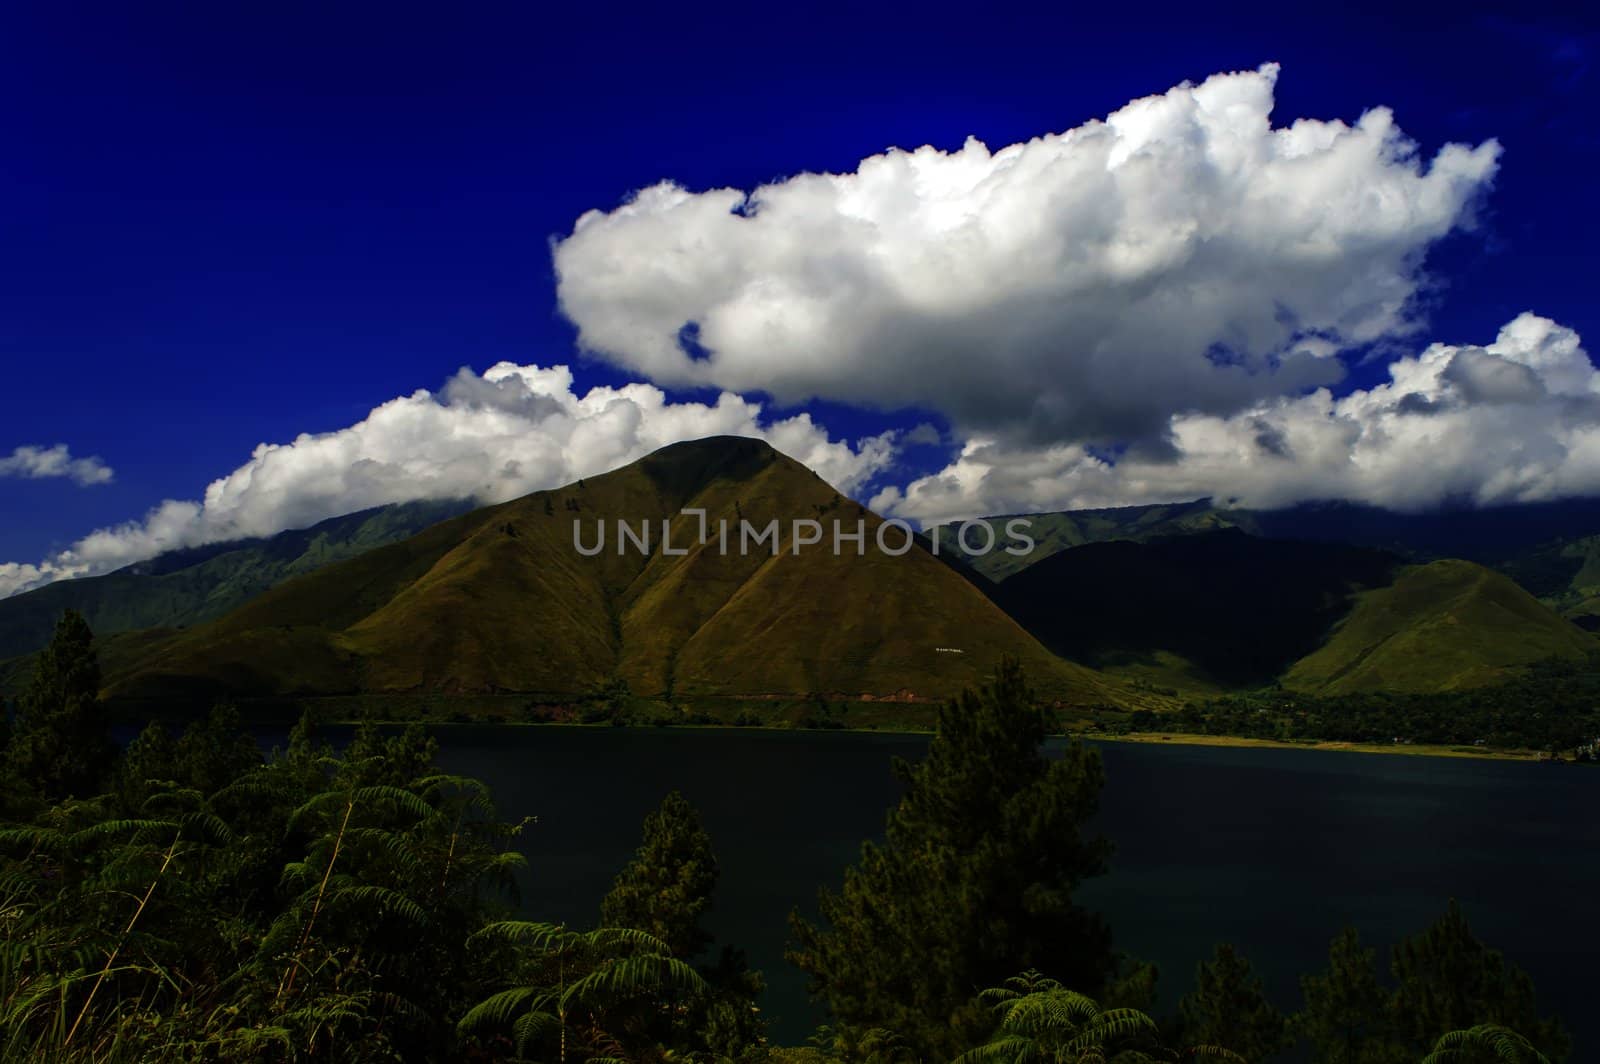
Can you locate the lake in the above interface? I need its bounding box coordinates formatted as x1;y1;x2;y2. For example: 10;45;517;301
396;726;1594;1048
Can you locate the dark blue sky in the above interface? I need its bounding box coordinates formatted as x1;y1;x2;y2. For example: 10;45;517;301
2;1;1596;563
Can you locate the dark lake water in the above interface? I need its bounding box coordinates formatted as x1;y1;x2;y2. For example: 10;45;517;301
341;726;1597;1048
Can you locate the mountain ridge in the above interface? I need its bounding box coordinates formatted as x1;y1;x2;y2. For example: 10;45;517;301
0;498;476;661
91;437;1132;710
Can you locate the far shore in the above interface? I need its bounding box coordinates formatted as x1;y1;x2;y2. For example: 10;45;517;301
318;717;1570;763
1085;730;1551;762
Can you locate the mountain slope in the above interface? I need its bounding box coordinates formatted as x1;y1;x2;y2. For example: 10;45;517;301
101;438;1128;708
930;500;1241;582
992;529;1402;687
1284;559;1598;695
950;496;1600;584
0;499;473;660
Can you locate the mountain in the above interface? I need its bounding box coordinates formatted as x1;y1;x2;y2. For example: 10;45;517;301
1493;534;1600;630
1284;559;1599;694
0;499;474;662
991;530;1596;694
929;500;1239;582
948;496;1600;624
991;529;1402;688
95;437;1130;710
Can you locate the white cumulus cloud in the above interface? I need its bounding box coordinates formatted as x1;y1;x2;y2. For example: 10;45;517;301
554;63;1500;451
0;444;114;486
872;314;1600;523
0;365;897;598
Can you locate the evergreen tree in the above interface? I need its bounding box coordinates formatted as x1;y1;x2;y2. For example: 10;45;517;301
1298;927;1403;1064
1177;943;1292;1060
117;720;179;811
334;719;438;789
601;789;718;959
173;702;262;795
601;790;766;1058
4;610;113;801
1389;901;1568;1061
788;659;1114;1059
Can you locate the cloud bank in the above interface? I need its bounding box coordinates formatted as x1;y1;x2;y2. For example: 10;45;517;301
554;64;1500;450
0;444;114;487
8;65;1587;601
872;314;1600;522
0;365;896;598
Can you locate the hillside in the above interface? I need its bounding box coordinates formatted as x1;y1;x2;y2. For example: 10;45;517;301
929;500;1240;582
97;437;1129;710
1284;559;1598;695
950;496;1600;584
0;499;472;660
1492;533;1600;630
992;529;1401;688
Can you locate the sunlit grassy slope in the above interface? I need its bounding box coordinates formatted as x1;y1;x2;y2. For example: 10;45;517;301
100;437;1131;708
1284;559;1598;694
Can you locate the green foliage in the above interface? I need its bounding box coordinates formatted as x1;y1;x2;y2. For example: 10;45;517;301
1422;1025;1552;1064
1297;927;1402;1064
1293;909;1568;1064
601;790;718;960
459;922;707;1061
1389;902;1567;1060
4;610;114;804
0;650;1577;1062
600;790;767;1058
1162;655;1600;752
1176;944;1291;1061
0;709;531;1061
954;969;1244;1064
789;659;1115;1059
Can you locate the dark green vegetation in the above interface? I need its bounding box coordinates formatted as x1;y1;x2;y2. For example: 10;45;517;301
943;496;1600;588
928;500;1236;583
0;499;472;661
1127;656;1600;752
0;615;1571;1061
992;530;1402;687
992;529;1595;699
788;661;1115;1059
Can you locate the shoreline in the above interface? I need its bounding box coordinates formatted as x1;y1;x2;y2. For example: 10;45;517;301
1084;730;1547;762
323;718;1563;762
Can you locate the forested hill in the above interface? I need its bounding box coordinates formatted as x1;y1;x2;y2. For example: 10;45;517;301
939;496;1600;593
0;498;474;661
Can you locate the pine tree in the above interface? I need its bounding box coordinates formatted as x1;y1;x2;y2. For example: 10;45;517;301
1177;943;1292;1060
4;610;113;800
173;702;262;795
598;792;765;1057
788;659;1114;1058
1389;901;1568;1061
117;720;178;811
600;790;718;959
1298;926;1403;1064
